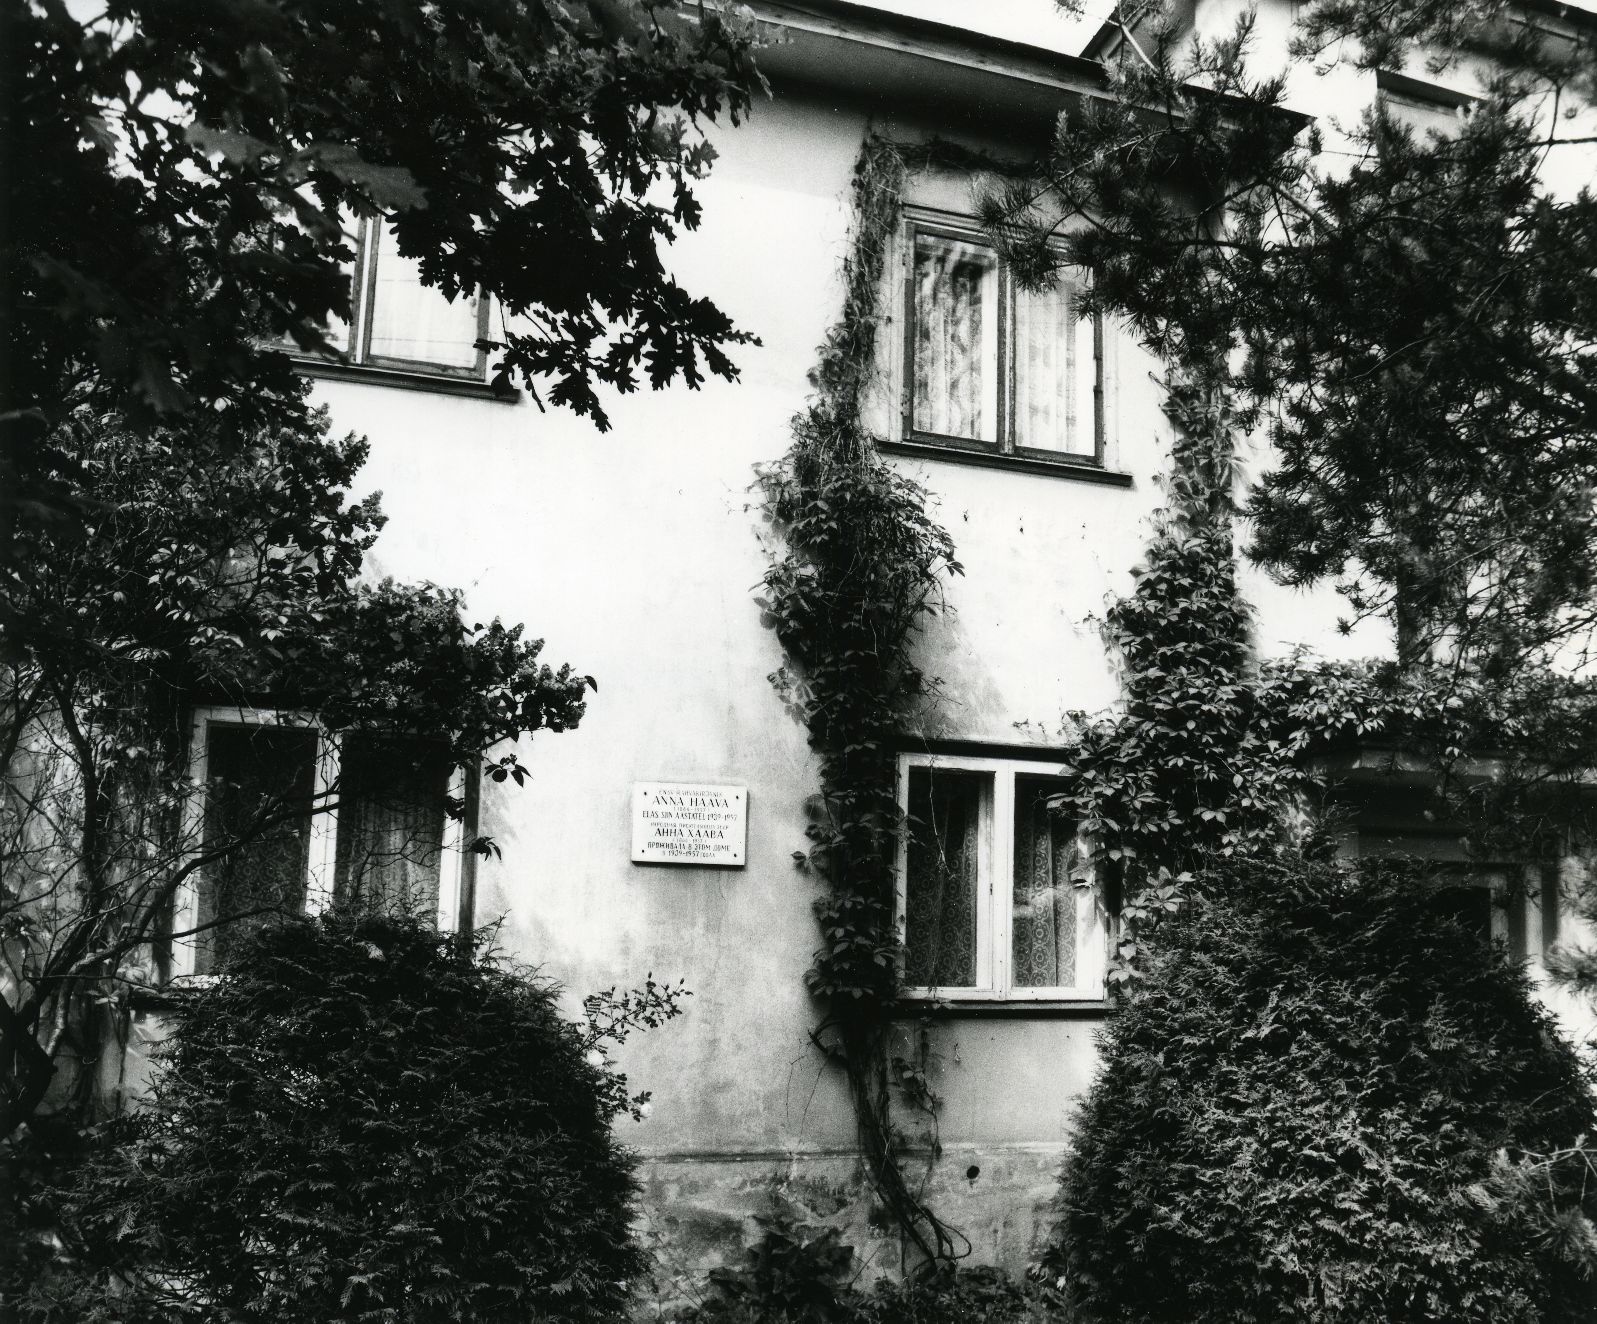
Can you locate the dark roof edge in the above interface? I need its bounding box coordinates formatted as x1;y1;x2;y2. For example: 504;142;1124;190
747;0;1111;95
745;0;1310;131
1081;16;1123;63
1080;1;1189;61
1522;0;1597;32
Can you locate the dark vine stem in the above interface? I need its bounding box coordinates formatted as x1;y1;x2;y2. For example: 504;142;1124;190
754;135;1036;1269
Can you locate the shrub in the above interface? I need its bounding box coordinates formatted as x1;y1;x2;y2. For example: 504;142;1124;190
1053;856;1597;1323
682;1210;1060;1324
854;1265;1062;1324
694;1214;858;1323
36;914;673;1323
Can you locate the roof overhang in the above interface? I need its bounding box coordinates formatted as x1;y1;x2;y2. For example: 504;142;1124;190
746;1;1309;148
748;0;1111;134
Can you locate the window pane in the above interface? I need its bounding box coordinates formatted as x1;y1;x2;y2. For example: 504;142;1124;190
194;725;318;975
366;222;483;372
912;234;998;442
904;767;983;988
1434;883;1495;944
1013;273;1094;457
264;204;354;356
1378;88;1467;139
332;736;449;922
1012;776;1085;988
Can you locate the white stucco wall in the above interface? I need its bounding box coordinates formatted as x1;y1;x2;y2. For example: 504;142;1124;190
309;89;1185;1271
290;48;1584;1278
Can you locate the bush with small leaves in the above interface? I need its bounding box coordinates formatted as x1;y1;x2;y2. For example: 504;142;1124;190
34;914;681;1323
1053;856;1597;1324
682;1212;1061;1324
854;1265;1063;1324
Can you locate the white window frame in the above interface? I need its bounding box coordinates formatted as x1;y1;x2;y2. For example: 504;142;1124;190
898;206;1104;466
894;751;1109;1003
171;705;466;978
351;218;492;379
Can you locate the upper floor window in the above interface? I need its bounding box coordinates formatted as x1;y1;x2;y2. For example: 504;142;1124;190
172;706;468;977
1375;69;1476;138
895;751;1109;1002
902;212;1102;466
286;216;491;382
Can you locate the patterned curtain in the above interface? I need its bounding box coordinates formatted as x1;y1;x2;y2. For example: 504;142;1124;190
1013;274;1089;456
913;236;993;440
904;768;982;987
331;736;449;922
1011;778;1083;988
194;724;317;975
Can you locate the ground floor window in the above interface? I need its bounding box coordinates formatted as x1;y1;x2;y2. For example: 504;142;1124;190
173;706;466;977
1427;862;1554;960
895;751;1108;1001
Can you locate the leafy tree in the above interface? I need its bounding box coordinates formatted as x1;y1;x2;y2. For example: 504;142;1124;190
991;0;1597;675
26;914;683;1323
1;0;760;1162
1;0;760;569
1054;856;1597;1323
0;406;589;1150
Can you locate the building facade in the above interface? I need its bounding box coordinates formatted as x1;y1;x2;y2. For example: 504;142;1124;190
112;0;1597;1300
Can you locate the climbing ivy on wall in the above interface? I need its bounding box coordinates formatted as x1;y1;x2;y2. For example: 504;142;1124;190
756;136;977;1265
1058;365;1313;976
1065;359;1597;984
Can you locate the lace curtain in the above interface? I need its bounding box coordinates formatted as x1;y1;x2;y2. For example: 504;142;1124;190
366;221;482;371
904;768;981;987
1011;778;1084;988
1013;274;1092;457
332;736;449;922
912;235;996;441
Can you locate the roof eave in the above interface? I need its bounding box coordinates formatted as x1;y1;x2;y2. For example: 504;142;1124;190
749;0;1111;132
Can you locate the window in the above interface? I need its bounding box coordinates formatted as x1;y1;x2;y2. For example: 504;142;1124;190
284;215;491;381
1429;864;1536;957
895;752;1109;1001
1375;69;1476;138
901;211;1102;465
172;707;468;977
1321;767;1560;963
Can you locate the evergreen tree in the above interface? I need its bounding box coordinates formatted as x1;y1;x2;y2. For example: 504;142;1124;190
992;0;1597;673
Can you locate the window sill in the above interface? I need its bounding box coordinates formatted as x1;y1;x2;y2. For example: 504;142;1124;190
293;358;520;403
891;996;1113;1018
879;439;1133;486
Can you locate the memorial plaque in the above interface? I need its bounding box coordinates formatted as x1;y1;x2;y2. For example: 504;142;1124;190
631;782;748;867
